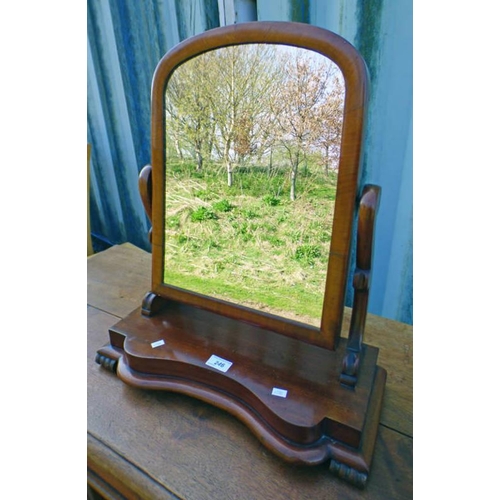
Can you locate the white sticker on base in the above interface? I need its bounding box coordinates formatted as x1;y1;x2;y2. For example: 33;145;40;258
151;339;165;348
272;387;288;398
206;354;233;373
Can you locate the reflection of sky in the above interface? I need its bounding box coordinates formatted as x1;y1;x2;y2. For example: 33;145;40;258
272;44;343;76
231;44;345;95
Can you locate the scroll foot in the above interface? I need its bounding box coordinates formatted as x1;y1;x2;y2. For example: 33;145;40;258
95;353;117;373
329;459;368;489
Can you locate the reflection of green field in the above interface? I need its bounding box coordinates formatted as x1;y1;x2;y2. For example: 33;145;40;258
163;161;337;327
164;267;324;325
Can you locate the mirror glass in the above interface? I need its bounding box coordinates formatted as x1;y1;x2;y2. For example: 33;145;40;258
163;44;345;328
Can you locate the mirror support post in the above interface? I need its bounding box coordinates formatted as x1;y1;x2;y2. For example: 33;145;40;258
341;185;381;388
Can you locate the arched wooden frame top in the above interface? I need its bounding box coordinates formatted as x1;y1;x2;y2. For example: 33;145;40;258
149;21;369;350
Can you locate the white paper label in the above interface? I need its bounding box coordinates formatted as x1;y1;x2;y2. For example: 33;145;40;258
271;387;288;398
206;354;232;373
151;339;165;348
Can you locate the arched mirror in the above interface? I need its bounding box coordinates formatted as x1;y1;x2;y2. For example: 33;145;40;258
97;22;386;489
147;22;369;350
163;44;344;331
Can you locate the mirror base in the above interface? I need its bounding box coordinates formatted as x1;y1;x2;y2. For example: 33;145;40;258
96;301;386;488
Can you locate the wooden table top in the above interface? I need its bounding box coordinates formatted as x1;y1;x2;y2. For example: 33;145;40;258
88;243;413;499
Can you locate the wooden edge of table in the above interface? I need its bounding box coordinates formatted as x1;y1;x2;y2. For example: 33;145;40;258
88;433;180;500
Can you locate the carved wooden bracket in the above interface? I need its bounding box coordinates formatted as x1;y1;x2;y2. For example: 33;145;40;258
138;164;153;242
341;185;381;388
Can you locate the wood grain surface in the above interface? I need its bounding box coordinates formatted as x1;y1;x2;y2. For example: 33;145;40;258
88;244;413;499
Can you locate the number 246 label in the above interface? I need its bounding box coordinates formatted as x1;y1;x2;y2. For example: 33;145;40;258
206;354;233;373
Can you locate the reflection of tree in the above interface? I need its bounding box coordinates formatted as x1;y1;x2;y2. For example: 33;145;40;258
208;45;280;186
316;76;344;175
271;50;343;200
165;55;215;171
165;44;344;197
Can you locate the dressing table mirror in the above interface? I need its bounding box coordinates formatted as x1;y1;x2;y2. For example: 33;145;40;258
96;21;386;489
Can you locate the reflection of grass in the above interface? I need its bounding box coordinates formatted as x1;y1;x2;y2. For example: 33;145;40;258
164;267;323;325
212;199;233;212
164;160;337;327
190;206;217;222
294;244;322;265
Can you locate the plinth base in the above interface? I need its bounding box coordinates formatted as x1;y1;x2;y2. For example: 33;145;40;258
97;300;386;488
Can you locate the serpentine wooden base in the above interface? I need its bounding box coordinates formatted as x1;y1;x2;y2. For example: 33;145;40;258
96;299;386;489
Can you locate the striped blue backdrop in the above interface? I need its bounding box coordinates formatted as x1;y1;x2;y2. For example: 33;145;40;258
87;0;413;325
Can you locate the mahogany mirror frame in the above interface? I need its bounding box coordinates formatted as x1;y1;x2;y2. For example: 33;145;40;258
147;21;369;350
